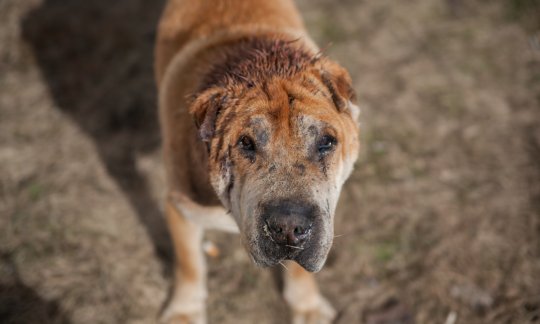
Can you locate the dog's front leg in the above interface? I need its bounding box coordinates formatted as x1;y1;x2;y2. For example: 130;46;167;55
284;262;336;324
161;196;207;324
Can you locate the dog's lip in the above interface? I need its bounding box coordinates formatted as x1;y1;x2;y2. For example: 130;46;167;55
249;253;281;268
294;256;323;272
249;241;309;269
251;254;322;272
250;255;294;268
265;236;307;256
248;245;324;272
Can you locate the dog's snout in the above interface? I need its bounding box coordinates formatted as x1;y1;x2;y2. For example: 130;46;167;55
263;200;315;247
266;213;311;246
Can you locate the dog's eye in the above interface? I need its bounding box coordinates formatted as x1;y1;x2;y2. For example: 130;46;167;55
238;135;256;152
318;135;337;154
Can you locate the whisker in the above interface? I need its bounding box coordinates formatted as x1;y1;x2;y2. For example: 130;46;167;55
278;261;289;271
334;233;347;238
285;244;304;250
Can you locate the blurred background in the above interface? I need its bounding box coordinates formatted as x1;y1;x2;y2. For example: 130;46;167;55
1;0;539;323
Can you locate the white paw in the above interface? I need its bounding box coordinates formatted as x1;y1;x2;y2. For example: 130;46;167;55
160;297;206;324
161;313;206;324
290;295;336;324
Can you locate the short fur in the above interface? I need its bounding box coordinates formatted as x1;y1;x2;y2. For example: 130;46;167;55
155;0;360;323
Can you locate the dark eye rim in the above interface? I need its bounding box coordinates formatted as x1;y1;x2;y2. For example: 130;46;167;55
318;134;338;154
238;135;256;152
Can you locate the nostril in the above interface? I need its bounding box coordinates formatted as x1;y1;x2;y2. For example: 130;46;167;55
264;213;313;246
294;223;312;237
266;221;283;235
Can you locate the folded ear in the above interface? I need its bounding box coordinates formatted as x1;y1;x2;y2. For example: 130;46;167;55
189;88;226;142
320;61;360;121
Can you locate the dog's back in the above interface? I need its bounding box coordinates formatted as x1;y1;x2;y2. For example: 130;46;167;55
155;0;306;85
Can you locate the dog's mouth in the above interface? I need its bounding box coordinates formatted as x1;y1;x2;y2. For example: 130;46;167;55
250;245;326;273
249;243;306;268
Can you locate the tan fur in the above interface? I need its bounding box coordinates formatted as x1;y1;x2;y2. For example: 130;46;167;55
155;0;307;84
155;0;359;323
284;261;336;324
163;199;206;323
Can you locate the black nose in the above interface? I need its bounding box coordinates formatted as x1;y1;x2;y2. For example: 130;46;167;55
263;200;315;247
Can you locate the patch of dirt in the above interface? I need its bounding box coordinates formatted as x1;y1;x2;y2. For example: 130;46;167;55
1;0;539;323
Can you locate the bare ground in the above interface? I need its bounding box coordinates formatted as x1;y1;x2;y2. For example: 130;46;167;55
1;0;539;323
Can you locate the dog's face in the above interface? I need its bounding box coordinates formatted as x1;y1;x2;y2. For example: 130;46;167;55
192;55;359;272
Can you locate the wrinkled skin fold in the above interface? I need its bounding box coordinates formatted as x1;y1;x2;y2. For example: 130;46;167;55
190;37;360;272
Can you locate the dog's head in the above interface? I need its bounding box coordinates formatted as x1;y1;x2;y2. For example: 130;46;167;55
191;38;360;272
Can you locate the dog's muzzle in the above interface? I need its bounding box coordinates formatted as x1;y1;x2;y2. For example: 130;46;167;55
258;199;320;262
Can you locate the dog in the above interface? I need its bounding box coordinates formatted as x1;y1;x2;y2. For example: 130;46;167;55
155;0;360;323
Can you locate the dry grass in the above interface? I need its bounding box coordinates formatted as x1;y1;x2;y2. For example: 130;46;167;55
1;0;539;323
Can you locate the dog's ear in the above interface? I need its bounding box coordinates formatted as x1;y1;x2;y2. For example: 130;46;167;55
319;62;360;121
190;89;226;142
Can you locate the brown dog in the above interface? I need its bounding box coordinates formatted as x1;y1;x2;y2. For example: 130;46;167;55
155;0;360;323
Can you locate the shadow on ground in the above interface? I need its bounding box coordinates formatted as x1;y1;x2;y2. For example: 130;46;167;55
21;0;171;266
0;253;70;324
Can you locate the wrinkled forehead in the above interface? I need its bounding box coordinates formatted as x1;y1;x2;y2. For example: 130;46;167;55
238;84;342;142
241;110;338;147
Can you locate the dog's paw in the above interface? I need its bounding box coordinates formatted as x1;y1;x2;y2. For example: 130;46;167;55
290;295;336;324
160;298;206;324
162;313;206;324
